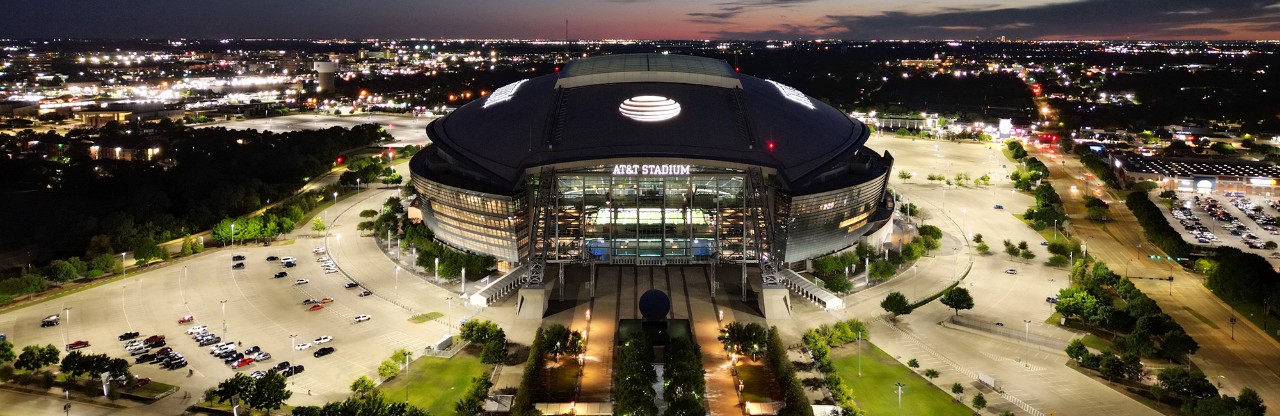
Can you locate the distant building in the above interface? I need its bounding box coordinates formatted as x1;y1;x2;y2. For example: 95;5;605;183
1116;153;1280;196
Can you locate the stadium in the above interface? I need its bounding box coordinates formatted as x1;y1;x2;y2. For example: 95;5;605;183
408;54;895;314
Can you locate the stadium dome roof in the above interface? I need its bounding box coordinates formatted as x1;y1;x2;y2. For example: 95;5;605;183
415;53;875;194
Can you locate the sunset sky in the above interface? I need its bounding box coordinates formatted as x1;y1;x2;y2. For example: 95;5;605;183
6;0;1280;40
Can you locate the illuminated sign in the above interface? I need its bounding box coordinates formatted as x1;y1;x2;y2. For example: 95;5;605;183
483;79;527;108
619;96;681;122
611;164;691;176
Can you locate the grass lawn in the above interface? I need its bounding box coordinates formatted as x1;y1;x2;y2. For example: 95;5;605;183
735;363;775;402
546;360;581;402
409;312;443;324
127;381;179;400
377;351;486;416
830;343;970;416
1079;334;1114;352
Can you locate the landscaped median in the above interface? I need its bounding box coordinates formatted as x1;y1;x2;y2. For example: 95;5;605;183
803;319;970;416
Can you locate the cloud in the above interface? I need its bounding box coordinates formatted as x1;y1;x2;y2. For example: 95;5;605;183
686;0;818;23
813;0;1280;40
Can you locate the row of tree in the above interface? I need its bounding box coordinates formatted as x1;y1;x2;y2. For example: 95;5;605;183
613;333;658;416
802;319;870;415
510;326;547;416
764;326;814;416
1057;260;1199;362
292;390;429;416
663;336;707;416
1126;190;1192;259
203;371;293;413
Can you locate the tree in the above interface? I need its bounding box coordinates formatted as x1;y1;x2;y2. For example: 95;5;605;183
211;373;255;405
1098;352;1124;383
972;392;987;412
881;291;913;316
907;358;919;369
312;218;327;233
897;171;913;182
976;242;990;254
180;236;193;257
1065;339;1088;362
1020;249;1036;261
350;376;376;398
1236;387;1266;416
378;359;400;380
940;287;975;316
972;233;984;244
925;368;940;380
1048;254;1069;267
1004;240;1020;259
47;260;78;282
951;382;964;401
248;370;292;411
0;340;15;363
359;209;379;218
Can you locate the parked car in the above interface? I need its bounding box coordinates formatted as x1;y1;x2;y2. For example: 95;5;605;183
282;262;296;268
353;315;371;323
266;256;279;261
358;291;373;297
250;370;266;379
344;282;359;289
314;336;333;344
232;263;245;270
273;361;291;372
274;272;288;278
283;365;305;377
198;337;222;347
1004;268;1018;274
145;334;166;343
993;204;1004;210
132;378;152;389
135;354;155;364
253;352;272;361
41;315;60;327
294;342;312;351
231;357;255;368
232;255;246;261
313;247;326;254
66;340;90;351
313;347;335;358
308;304;325;311
302;298;320;305
294;279;309;285
118;332;140;341
320;298;334;304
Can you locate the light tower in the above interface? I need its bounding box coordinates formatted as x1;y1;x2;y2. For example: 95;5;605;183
313;61;336;93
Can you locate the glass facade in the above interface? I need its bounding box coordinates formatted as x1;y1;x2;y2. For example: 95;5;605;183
412;161;890;265
547;165;746;264
784;173;890;261
412;174;524;261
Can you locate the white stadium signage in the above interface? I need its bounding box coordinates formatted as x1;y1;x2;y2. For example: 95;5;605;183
611;164;691;176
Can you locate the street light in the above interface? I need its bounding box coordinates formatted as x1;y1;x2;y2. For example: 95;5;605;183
221;300;229;340
231;223;236;247
120;252;127;278
1023;319;1032;342
894;382;906;416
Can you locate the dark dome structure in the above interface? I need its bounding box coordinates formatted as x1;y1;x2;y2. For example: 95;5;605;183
409;53;894;269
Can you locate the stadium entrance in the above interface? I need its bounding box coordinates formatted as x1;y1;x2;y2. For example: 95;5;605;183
546;165;752;265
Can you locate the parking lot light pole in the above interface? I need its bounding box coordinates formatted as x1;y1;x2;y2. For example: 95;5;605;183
894;382;906;416
121;252;127;278
1023;319;1032;343
221;300;229;340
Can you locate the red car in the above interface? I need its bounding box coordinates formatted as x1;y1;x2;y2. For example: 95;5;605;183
308;304;325;311
66;340;90;351
144;335;165;344
231;357;254;368
132;378;151;389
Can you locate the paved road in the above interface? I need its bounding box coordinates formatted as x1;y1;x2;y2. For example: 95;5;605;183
1036;144;1280;413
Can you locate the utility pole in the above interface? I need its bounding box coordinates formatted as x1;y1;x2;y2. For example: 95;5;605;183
894;382;906;416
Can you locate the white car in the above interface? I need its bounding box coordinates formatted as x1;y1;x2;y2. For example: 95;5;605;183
294;342;312;351
314;336;333;344
280;256;296;263
321;262;336;268
186;325;208;334
294;279;310;285
1004;268;1018;274
316;256;330;262
324;269;339;274
124;340;143;349
353;315;371;323
253;352;272;361
312;247;326;254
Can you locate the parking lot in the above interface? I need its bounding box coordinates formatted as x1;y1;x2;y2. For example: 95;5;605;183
0;226;448;409
198;113;436;148
1159;191;1280;265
